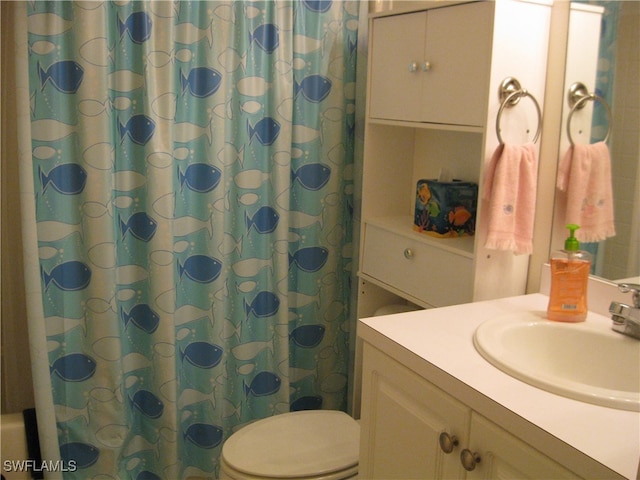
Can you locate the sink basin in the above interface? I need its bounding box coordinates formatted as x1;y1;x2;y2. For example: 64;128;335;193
474;311;640;411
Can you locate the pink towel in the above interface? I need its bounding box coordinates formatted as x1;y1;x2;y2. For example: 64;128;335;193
482;143;538;255
557;141;615;242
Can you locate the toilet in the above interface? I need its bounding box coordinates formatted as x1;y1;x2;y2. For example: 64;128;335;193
220;410;360;479
220;305;417;479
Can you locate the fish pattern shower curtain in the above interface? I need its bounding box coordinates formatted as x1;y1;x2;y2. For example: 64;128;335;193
26;1;358;477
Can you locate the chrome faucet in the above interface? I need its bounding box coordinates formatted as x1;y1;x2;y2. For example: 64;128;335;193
609;283;640;340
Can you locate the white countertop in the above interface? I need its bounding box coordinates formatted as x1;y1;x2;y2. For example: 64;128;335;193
358;293;640;479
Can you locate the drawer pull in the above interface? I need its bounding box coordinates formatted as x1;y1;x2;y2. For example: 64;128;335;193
403;248;414;259
460;449;481;471
438;432;458;454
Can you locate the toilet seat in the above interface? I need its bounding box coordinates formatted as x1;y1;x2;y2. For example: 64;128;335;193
220;410;359;479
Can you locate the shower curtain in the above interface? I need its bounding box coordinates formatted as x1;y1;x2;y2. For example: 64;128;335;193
20;1;358;477
573;0;619;271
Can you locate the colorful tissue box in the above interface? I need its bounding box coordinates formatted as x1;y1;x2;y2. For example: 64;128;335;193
413;179;478;237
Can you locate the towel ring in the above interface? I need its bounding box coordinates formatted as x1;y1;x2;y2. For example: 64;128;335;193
496;77;542;145
566;82;612;146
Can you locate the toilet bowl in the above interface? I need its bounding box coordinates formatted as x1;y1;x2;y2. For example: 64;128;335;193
219;410;360;479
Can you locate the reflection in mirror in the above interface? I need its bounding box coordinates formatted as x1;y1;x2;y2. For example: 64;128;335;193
552;1;639;283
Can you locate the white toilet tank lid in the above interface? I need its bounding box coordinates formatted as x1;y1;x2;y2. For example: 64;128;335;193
221;410;360;478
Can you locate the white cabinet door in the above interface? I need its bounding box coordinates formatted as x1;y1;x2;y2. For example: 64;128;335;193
359;344;470;479
360;344;583;479
465;413;581;479
369;3;493;126
423;2;492;126
369;11;427;122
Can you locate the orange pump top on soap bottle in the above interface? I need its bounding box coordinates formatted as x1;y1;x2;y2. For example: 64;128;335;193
547;224;592;322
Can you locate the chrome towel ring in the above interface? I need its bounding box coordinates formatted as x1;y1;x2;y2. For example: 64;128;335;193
566;82;612;146
496;77;542;145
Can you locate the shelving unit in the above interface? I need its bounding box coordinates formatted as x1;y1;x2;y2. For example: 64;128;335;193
357;0;553;317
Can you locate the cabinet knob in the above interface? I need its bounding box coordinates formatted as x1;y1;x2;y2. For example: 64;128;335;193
408;62;419;72
438;432;459;454
460;449;481;471
403;248;414;259
421;61;432;71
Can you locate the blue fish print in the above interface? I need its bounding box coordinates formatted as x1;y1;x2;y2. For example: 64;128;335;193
291;395;323;411
51;353;96;382
178;163;222;193
303;0;333;13
136;472;162;480
41;261;92;291
121;304;160;334
184;423;224;449
59;442;99;469
246;206;279;234
349;36;357;57
119;114;156;145
249;24;279;54
130;389;164;419
38;60;84;94
178;255;222;284
243;371;281;397
118;12;152;44
181;342;223;369
290;324;325;348
40;164;87;195
248;117;281;146
289;246;329;273
244;291;280;318
295;75;332;103
292;163;331;190
181;67;222;98
120;212;157;242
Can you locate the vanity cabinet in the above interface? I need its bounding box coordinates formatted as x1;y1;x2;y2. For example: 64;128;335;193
369;2;492;126
357;0;552;316
360;343;580;479
465;413;579;479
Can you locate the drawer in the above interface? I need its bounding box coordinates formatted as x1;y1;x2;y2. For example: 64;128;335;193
361;223;473;307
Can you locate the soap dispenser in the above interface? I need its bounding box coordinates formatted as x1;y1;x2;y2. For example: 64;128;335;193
547;224;592;322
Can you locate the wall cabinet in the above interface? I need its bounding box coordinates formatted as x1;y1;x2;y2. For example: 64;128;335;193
359;343;580;479
357;0;552;317
369;3;492;126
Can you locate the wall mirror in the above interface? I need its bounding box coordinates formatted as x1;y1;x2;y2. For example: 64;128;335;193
550;0;639;283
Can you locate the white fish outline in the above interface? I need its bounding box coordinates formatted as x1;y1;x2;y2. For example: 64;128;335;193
30;40;56;56
233;169;270;190
36;220;83;242
79;37;113;67
28;13;72;36
83;142;115;170
237;76;271;97
108;70;145;93
31;119;76;142
231;339;274;361
173;119;213;144
218;47;247;73
174;20;213;47
231;257;273;277
45;315;85;337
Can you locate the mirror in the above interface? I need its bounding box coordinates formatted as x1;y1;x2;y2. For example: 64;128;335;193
551;0;639;283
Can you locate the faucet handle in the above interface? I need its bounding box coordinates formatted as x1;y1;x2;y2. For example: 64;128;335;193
617;283;640;308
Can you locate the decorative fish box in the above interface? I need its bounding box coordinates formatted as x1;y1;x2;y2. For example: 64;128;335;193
413;179;478;237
